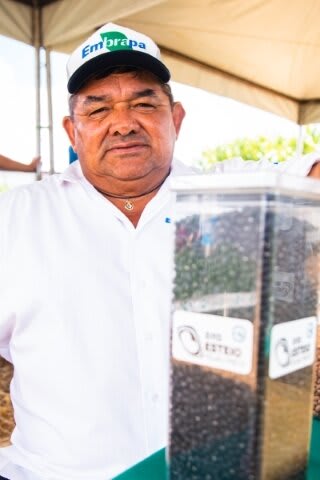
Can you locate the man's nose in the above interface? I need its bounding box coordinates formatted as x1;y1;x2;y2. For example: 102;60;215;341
108;105;140;136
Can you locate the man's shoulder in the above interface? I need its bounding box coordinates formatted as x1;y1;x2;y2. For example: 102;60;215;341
0;168;80;221
0;162;83;207
0;173;57;203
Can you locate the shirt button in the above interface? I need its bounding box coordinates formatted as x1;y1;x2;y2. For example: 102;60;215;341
145;332;153;341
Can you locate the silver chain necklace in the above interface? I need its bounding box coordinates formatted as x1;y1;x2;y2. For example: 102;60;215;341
95;169;171;211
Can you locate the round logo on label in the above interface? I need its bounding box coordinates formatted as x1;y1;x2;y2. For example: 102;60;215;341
275;338;290;367
232;325;247;343
178;326;201;356
306;322;314;339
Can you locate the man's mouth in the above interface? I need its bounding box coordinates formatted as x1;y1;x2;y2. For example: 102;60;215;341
108;142;148;153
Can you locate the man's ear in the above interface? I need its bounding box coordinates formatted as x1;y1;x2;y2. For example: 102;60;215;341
172;102;186;138
63;116;76;151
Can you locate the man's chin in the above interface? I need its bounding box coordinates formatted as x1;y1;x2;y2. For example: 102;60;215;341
110;170;153;182
104;161;153;181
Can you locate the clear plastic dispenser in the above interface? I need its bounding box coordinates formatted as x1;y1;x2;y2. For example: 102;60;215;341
168;172;320;480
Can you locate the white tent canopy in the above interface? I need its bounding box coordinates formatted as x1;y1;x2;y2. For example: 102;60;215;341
1;0;320;125
1;0;320;172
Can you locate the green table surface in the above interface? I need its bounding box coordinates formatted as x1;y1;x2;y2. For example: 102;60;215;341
113;418;320;479
308;418;320;480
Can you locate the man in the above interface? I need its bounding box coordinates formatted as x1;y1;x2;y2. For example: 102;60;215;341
0;22;319;480
0;23;188;480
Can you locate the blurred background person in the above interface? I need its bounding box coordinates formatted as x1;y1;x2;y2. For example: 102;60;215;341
0;153;40;172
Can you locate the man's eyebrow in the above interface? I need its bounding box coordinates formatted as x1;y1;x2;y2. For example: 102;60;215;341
130;89;159;100
83;95;110;106
82;89;159;106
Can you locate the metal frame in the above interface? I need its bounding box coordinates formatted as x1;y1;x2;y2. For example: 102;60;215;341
32;1;55;176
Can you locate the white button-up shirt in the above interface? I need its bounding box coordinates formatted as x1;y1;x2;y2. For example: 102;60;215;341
0;159;195;480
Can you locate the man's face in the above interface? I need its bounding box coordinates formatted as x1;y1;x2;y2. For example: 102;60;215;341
63;71;185;191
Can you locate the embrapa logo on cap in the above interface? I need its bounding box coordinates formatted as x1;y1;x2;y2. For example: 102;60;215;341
82;30;146;59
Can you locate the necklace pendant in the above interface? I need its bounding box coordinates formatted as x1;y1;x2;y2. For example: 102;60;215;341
124;200;134;211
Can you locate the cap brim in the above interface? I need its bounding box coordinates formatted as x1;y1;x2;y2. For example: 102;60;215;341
67;50;171;93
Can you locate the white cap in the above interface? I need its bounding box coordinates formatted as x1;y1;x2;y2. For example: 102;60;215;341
67;22;170;93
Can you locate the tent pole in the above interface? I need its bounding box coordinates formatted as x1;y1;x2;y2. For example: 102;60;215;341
33;3;42;179
35;46;41;161
296;124;304;158
45;48;54;174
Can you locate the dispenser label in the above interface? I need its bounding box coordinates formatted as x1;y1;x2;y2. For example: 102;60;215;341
172;310;253;375
269;316;317;379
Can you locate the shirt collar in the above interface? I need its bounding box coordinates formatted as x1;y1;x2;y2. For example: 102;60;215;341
59;160;84;184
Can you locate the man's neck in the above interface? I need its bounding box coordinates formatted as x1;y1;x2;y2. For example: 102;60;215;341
94;168;171;227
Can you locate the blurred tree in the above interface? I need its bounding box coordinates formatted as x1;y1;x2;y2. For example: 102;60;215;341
199;125;320;171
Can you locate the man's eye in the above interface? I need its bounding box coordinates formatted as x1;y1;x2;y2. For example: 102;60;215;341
134;103;156;110
89;107;109;117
